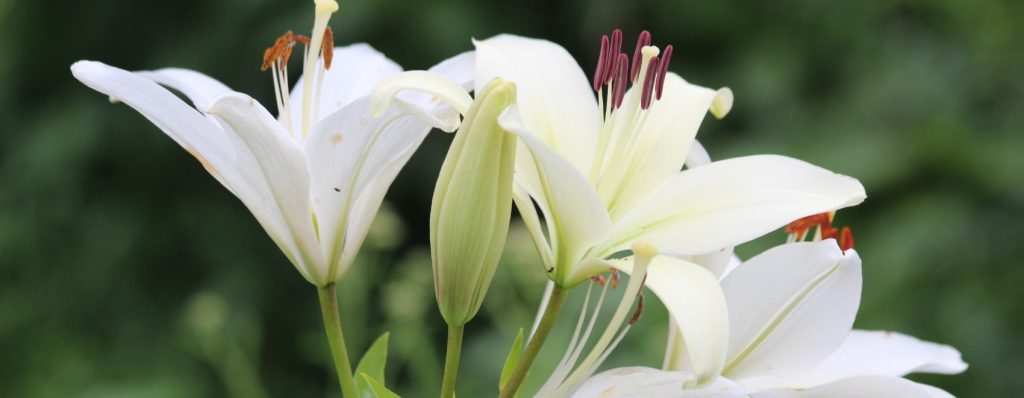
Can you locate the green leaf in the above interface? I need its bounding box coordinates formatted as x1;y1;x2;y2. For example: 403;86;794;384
499;328;524;391
355;333;390;398
360;373;401;398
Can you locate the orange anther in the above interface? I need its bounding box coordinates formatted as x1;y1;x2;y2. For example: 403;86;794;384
785;213;830;235
322;27;334;69
839;226;855;252
591;274;607;287
628;292;645;325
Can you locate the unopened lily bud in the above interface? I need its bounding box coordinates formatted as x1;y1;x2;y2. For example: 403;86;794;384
431;78;517;327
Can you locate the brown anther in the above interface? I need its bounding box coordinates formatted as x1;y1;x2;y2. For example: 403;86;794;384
655;45;673;100
839;226;855;252
294;34;311;46
640;56;659;110
261;31;297;72
592;34;610;92
322;27;334;70
591;274;607;287
609;268;620;289
628;292;646;325
630;30;651;82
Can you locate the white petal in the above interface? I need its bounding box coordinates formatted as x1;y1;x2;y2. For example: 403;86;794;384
371;70;473;132
685;139;712;169
598;74;725;219
475;34;599;173
206;94;325;284
611;256;729;388
71;61;322;285
513;182;555;270
787;330;967;388
759;375;954;398
500;105;611;277
304;96;431;281
605;155;866;255
288;43;403;131
573;367;751;398
721;241;861;381
137;67;233;110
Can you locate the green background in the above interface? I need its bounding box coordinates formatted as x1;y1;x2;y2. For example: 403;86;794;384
1;0;1021;396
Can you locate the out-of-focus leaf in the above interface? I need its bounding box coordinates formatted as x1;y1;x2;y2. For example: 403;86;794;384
499;328;524;392
355;333;390;397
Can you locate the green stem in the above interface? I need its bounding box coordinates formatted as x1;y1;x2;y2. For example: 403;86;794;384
318;283;358;398
499;284;569;398
440;324;465;398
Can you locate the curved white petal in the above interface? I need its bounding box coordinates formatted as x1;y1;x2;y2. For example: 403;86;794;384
759;375;954;398
611;256;729;388
206;93;325;284
573;367;750;398
500;105;611;277
599;74;725;219
513;182;555;270
474;34;599;173
371;70;473;132
288;43;403;131
685;139;712;169
787;330;967;388
721;241;861;381
305;97;432;281
137;67;234;110
71;61;322;285
605;155;866;255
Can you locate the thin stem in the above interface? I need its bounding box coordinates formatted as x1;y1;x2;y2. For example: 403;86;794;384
318;283;358;398
440;324;465;398
499;284;570;398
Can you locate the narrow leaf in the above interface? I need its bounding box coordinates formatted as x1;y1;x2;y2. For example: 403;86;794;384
355;333;390;397
499;328;524;391
360;373;401;398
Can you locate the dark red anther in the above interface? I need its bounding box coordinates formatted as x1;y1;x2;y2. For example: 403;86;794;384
606;29;623;84
629;292;646;325
612;53;629;108
839;227;855;252
640;56;659;110
655;45;673;100
630;30;651;82
592;34;610;92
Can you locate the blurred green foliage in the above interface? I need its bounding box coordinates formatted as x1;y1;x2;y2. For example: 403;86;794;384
1;0;1021;396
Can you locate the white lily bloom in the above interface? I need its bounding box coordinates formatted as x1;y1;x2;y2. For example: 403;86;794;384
71;0;473;287
576;240;967;397
372;32;866;387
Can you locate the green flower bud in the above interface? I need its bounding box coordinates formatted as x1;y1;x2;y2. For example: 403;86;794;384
431;78;518;327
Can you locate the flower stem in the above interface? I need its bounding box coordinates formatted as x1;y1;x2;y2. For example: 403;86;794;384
440;324;465;398
317;283;358;398
499;284;570;398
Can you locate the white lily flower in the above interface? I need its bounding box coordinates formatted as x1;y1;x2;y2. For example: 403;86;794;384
576;239;967;398
70;0;473;287
372;31;866;388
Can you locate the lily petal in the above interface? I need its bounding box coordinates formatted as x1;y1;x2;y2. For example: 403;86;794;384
206;93;325;284
605;155;866;255
599;74;726;219
305;96;433;281
573;367;751;398
138;67;234;110
759;375;954;398
721;241;861;381
685;139;712;169
475;34;599;173
611;256;729;388
287;43;403;131
500;105;612;279
786;330;967;388
371;70;473;132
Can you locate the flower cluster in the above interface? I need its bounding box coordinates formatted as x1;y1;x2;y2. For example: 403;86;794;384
71;1;965;397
